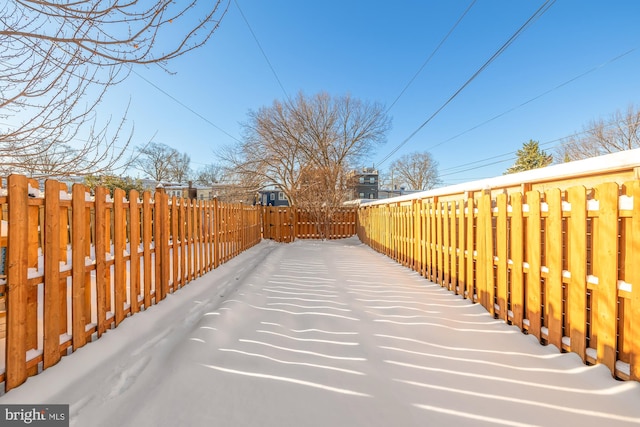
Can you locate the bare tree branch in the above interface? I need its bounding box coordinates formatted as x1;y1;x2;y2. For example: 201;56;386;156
557;105;640;161
388;151;441;190
0;0;228;176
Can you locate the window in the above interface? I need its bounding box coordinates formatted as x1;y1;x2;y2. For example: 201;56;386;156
278;192;285;200
369;193;374;199
270;193;275;200
370;177;376;184
359;192;365;198
359;177;365;183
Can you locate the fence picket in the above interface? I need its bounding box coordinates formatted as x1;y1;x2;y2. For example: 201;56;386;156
496;193;508;321
510;192;524;329
545;188;563;349
72;184;89;348
566;186;587;361
526;190;542;340
593;182;619;374
94;187;108;336
43;181;62;369
129;191;141;313
624;180;640;380
6;175;28;391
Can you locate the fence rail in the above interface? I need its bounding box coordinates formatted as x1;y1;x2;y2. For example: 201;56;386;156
357;152;640;382
0;174;261;392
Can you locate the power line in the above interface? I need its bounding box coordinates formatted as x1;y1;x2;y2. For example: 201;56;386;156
427;47;638;151
129;67;242;143
385;0;477;114
438;114;639;178
234;0;289;100
376;0;556;167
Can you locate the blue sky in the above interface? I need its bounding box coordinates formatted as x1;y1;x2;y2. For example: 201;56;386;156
104;1;640;185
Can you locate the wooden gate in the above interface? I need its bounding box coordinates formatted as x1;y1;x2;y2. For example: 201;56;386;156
262;206;357;242
262;206;294;242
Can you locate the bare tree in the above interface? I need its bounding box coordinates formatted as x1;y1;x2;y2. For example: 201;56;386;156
388;151;441;190
227;91;391;206
0;140;87;178
134;142;190;183
0;0;228;176
557;105;640;161
194;163;224;186
169;151;192;183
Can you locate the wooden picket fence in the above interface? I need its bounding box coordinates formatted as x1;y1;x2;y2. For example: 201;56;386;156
262;206;357;242
0;174;261;392
357;162;640;382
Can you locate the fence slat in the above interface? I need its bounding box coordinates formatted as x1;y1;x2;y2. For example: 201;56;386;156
6;174;29;391
526;190;542;340
510;193;524;329
465;197;475;302
94;187;108;336
113;188;126;326
43;180;62;369
624;180;640;380
567;186;587;361
545;188;563;349
496;193;508;321
593;182;619;374
71;184;88;349
129;191;141;314
142;191;152;309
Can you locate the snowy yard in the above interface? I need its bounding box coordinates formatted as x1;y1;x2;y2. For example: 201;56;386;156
1;237;639;426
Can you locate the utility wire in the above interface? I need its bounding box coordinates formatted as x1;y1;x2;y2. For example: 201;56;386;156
438;115;639;178
234;0;289;100
385;0;477;114
376;0;555;167
427;46;638;151
130;67;242;143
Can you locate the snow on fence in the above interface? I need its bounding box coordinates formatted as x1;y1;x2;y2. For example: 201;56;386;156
0;174;262;392
357;149;640;382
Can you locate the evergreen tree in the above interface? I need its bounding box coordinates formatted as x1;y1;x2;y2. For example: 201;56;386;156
504;140;552;174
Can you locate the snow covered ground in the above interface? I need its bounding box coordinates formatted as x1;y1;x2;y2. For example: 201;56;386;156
1;237;639;426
